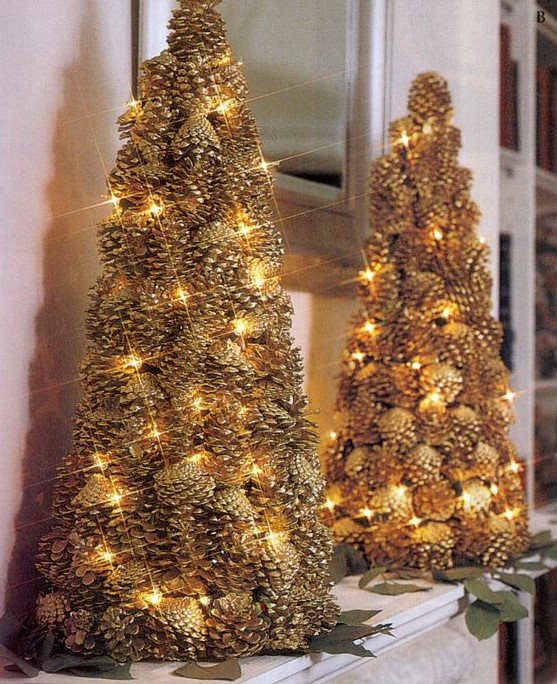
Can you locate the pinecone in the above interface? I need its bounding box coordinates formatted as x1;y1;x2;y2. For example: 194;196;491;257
369;484;413;521
156;597;207;660
401;444;442;485
260;537;300;595
72;474;114;508
344;446;370;478
64;608;99;656
459;516;530;567
330;517;367;550
154;459;216;506
407;522;455;569
377;407;417;449
36;591;71;628
412;479;456;521
456;478;492;517
265;599;307;652
211;487;256;520
408;72;453;123
469;441;500;480
172;113;221;164
99;605;148;662
420;363;463;402
206;592;269;659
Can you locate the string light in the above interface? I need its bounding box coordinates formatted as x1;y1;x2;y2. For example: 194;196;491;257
504;508;515;521
359;267;375;283
232;317;250;336
251;464;263;477
214;99;235;115
411;361;422;370
352;351;364;363
143;588;163;606
432;227;444;241
94;453;107;469
329;431;337;440
490;483;499;495
150;425;162;439
110;194;120;207
479;236;487;245
360;507;373;520
147;200;163;216
409;516;422;527
508;461;520;474
173;285;190;304
324;498;336;512
362;320;376;335
121;353;142;372
502;389;516;403
189;452;204;464
394;484;407;498
400;131;410;147
110;491;123;506
97;548;114;563
192;396;204;412
199;596;211;606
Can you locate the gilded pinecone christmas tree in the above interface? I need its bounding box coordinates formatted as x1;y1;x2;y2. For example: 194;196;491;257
33;0;338;662
322;72;530;570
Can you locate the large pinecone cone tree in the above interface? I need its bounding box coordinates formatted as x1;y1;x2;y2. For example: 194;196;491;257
34;0;338;661
322;72;529;570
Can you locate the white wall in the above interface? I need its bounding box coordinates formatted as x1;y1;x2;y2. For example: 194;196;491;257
0;0;132;616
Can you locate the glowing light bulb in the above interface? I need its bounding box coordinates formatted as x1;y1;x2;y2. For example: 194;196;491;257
251;464;263;477
441;306;452;320
400;131;409;147
260;159;270;172
199;596;211;606
352;351;364;362
98;549;114;563
479;236;487;245
127;98;140;109
325;498;336;511
121;353;142;371
329;431;337;440
173;286;189;304
462;492;471;504
362;321;376;335
504;508;515;521
360;507;373;520
94;454;107;469
509;461;520;474
490;483;499;495
110;492;123;505
360;268;375;283
215;99;235;115
409;516;422;527
411;361;422;370
432;227;444;241
143;588;163;606
190;452;204;464
192;397;204;412
267;530;284;546
430;391;441;404
150;425;162;439
110;194;120;207
147;200;163;216
395;485;407;498
502;389;516;403
232;318;249;335
422;122;433;135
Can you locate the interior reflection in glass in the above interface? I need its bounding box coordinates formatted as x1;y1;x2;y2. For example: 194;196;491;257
220;0;348;188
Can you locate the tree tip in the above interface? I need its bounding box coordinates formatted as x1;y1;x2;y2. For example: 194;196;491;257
408;72;452;122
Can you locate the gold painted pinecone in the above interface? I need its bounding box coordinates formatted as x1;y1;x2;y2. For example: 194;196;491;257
460;517;530;567
156;597;207;660
105;560;148;598
206;592;269;659
36;591;71;628
260;538;300;594
407;522;455;569
457;478;492;517
172;113;221;163
330;517;367;550
402;444;442;485
344;446;370;478
211;487;256;520
420;363;463;402
265;600;308;653
408;72;453;123
369;484;413;521
154;459;216;506
413;479;456;521
99;606;147;662
72;474;114;508
377;407;417;449
64;609;99;656
470;441;500;480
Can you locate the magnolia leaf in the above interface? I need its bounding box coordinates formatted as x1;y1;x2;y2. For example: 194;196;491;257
338;609;382;625
495;591;529;622
465;600;501;641
42;654;132;679
174;660;241;681
0;643;39;678
311;623;382;645
344;545;369;575
368;582;431;596
358;567;387;589
310;639;376;658
0;612;23;648
496;572;536;595
528;530;552;550
464;579;504;605
514;561;547;572
541;544;557;560
329;545;349;584
394;568;426;580
432;566;485;583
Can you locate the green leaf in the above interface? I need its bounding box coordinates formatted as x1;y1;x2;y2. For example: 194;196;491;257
496;572;536;595
310;639;376;658
465;600;501;640
368;582;431;596
311;623;382;644
0;643;40;678
495;591;529;622
514;561;547;572
358;567;387;589
42;655;132;679
394;568;426;580
541;544;557;560
338;609;382;625
174;660;241;681
0;612;23;648
464;579;504;605
344;545;369;575
432;566;485;583
528;530;553;550
329;545;349;584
